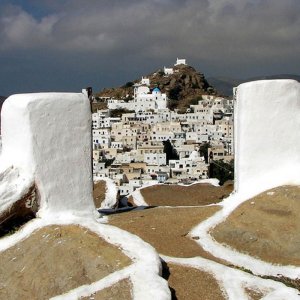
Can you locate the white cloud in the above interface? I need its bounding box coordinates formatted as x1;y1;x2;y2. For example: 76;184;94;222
0;0;299;95
1;0;299;58
0;6;58;50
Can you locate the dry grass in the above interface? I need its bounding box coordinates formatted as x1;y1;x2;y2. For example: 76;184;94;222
212;185;300;266
0;225;131;300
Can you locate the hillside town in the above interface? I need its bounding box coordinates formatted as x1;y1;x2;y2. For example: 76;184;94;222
92;59;234;197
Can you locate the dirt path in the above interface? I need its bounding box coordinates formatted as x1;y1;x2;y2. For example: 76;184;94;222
0;225;131;300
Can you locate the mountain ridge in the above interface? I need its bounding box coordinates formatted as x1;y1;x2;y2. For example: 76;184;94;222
208;74;300;96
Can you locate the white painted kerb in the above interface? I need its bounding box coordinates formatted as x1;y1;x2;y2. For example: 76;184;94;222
0;93;97;218
234;80;300;196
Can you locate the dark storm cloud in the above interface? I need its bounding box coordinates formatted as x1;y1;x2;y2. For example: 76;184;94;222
0;0;299;95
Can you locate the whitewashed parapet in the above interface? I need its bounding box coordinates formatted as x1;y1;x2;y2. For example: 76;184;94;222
234;80;300;196
0;93;97;219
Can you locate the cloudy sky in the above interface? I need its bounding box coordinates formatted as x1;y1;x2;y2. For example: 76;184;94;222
0;0;299;96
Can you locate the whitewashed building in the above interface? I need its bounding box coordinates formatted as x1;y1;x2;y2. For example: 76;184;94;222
164;67;174;75
133;85;167;112
144;153;167;166
174;58;187;66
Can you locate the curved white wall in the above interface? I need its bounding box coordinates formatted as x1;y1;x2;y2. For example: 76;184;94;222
234;80;300;197
1;93;97;218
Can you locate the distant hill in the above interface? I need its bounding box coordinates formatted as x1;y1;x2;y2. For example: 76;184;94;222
208;74;300;96
247;74;300;82
207;77;242;97
97;64;217;111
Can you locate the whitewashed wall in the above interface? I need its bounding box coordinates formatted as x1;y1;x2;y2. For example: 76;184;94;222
234;80;300;196
1;93;97;218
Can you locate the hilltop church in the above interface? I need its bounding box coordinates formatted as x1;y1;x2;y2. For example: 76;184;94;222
133;77;167;111
107;58;188;112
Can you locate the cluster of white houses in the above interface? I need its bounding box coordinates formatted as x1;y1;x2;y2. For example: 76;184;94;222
92;70;234;197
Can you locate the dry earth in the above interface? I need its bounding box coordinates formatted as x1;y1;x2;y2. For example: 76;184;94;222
212;185;300;266
2;183;300;299
109;206;222;260
110;184;300;298
129;181;233;206
0;225;131;300
162;262;226;300
93;180;106;208
81;279;132;300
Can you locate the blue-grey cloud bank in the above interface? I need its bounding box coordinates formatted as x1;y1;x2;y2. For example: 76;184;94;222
0;0;299;96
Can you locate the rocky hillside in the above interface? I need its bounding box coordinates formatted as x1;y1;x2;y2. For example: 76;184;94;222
96;64;217;111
